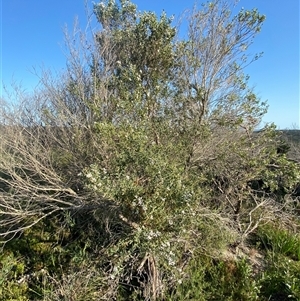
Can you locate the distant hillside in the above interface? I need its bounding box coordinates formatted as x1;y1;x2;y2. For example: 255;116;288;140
279;129;300;143
278;129;300;162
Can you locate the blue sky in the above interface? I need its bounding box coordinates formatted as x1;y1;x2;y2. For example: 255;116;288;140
1;0;299;129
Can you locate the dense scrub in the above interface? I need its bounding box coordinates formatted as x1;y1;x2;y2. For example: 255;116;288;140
0;0;299;300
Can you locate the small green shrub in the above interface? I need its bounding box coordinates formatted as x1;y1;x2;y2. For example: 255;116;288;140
259;254;300;301
257;224;300;260
0;252;28;301
166;255;259;301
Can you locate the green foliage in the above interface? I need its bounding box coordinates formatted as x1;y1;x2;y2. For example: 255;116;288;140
259;254;300;301
167;256;259;301
1;0;300;300
0;252;28;301
93;0;176;125
257;224;300;261
250;223;300;300
81;120;235;297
